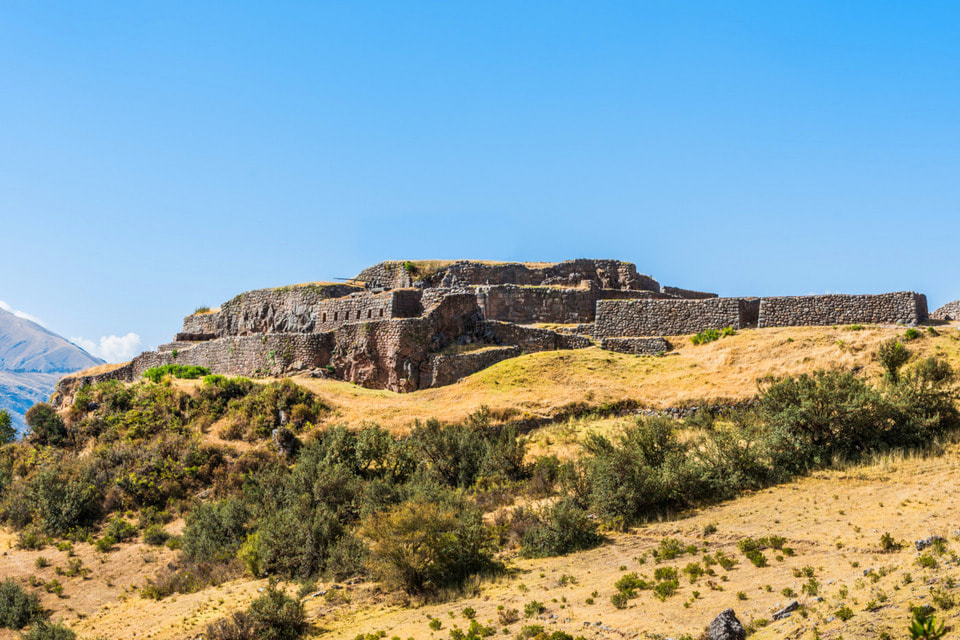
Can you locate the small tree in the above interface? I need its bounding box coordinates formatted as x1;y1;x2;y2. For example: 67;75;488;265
878;338;911;383
24;404;67;446
0;409;14;444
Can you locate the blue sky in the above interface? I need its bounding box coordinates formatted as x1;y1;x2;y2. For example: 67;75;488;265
2;2;959;360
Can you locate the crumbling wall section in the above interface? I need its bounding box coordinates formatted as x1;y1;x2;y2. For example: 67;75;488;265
930;301;960;321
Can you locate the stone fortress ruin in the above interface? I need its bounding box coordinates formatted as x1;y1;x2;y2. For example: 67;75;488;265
58;259;936;395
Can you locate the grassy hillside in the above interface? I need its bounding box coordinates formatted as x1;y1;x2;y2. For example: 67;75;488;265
4;322;960;640
237;323;957;431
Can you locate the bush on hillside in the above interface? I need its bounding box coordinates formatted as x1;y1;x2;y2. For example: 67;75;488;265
25;404;67;446
878;338;911;383
0;578;44;629
520;497;602;558
182;499;248;563
205;583;305;640
141;364;211;383
362;500;495;594
0;409;14;445
20;621;77;640
27;466;101;536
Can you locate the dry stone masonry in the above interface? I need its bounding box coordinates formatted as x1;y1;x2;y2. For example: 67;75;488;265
594;298;759;337
55;258;939;402
757;292;927;328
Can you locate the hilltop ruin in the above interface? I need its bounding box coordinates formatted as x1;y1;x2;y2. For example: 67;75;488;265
55;259;931;399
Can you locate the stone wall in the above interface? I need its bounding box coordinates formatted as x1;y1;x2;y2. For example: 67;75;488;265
481;321;591;352
182;311;221;336
600;337;672;355
931;301;960;321
662;286;718;299
357;259;660;292
423;346;521;388
195;286;423;337
594;298;756;337
757;292;928;327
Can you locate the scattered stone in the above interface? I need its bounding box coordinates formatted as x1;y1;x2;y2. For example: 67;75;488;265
772;601;800;620
915;536;945;551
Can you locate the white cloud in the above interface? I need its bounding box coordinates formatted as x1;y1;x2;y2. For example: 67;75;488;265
0;300;47;327
70;333;142;363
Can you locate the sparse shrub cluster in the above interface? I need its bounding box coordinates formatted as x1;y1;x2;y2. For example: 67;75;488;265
141;364;211;383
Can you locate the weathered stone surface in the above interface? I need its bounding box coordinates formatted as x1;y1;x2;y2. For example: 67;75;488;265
758;292;928;327
358;259;660;292
706;609;746;640
600;337;671;355
931;300;960;321
772;600;800;620
915;535;946;552
595;298;758;337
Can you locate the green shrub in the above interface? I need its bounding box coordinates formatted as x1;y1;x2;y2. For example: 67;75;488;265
690;329;721;345
835;605;854;621
0;578;43;629
24;404;67;446
20;621;76;640
182;499;248;563
878;338;911;383
246;583;306;640
143;524;170;546
904;328;921;341
26;467;101;536
94;536;116;553
520;498;601;558
361;500;495;594
610;592;628;609
0;409;14;445
104;516;138;542
142;364;211;383
524;600;545;618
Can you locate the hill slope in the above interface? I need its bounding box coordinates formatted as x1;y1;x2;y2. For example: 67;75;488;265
0;307;103;430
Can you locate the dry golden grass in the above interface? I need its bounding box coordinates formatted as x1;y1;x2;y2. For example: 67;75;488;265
60;361;128;381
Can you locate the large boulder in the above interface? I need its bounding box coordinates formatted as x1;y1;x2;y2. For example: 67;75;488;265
706;609;745;640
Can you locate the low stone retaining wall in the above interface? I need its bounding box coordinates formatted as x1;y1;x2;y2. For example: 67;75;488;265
482;321;591;352
423;346;521;388
757;292;928;327
600;337;671;355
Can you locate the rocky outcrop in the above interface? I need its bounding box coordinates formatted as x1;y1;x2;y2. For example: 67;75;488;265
706;609;746;640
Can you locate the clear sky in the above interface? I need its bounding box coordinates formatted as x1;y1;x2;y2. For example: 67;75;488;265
2;2;959;361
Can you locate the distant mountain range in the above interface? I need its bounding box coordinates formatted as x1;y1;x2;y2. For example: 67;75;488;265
0;307;103;433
